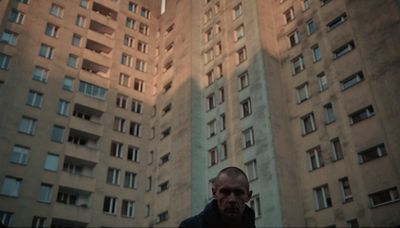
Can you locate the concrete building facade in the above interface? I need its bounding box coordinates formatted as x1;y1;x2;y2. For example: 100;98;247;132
0;0;399;227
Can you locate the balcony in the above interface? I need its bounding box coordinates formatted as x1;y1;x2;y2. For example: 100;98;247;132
75;93;107;112
87;29;113;47
59;171;95;191
62;155;96;178
54;187;92;223
89;20;114;39
69;118;103;142
64;143;99;163
91;2;118;28
81;58;110;78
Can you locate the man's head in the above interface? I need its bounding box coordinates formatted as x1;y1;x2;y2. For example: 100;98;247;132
212;167;252;221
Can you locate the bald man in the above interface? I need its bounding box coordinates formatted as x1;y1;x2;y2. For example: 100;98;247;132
179;167;255;228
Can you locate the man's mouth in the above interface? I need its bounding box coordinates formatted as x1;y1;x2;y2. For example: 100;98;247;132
224;207;240;214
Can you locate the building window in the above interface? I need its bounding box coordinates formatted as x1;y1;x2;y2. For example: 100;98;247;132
158;181;169;193
218;142;227;161
301;113;316;135
49;4;64;18
129;122;141;137
358;144;387;164
139;23;150;35
116;94;128;109
233;3;242;20
127;146;140;162
131;99;143;114
75;14;86;28
51;125;64;143
113;117;125;133
45;23;59;38
107;168;120;185
368;187;399;207
44;153;59;171
146;176;152;191
339;177;353;203
119;73;130;87
314;185;332;210
217;64;224;79
160;127;171;139
204;9;212;24
206;70;214;86
103;196;117;214
206;93;216;110
1;30;18;45
249;196;261;218
62;76;74;91
333;41;355;59
307;146;324;171
37;183;52;203
204;28;213;43
234;24;245;41
71;34;82;47
0;53;11;70
283;7;295;24
124;34;135;48
159;153;170;165
17;0;30;3
31;216;46;228
349;105;375;125
157;211;169;223
110;141;124;158
79;81;107;99
245;160;257;181
163;81;173;93
163;60;173;72
204;48;214;63
346;219;359;228
311;44;321;62
165;41;174;52
140;7;151;18
236;47;247;64
39;44;54;59
121;53;134;67
80;0;89;9
323;103;335;124
242;127;255;148
303;0;311;10
67;54;78;68
220;113;226;131
341;71;364;90
57;100;70;116
218;87;224;103
240;98;252;118
291;55;305;74
207;119;217;138
306;19;316;35
128;2;137;13
327;13;348;31
330;138;344;161
124;172;137;189
162;103;172;115
8;9;25;24
26;90;43;108
135;59;147;72
145;204;150;217
18;116;37;135
238;71;249;90
133;79;145;92
126;17;136;29
296;83;309;103
317;72;328;91
0;176;22;197
208;147;218;167
10;145;29;165
288;30;300;47
215;42;222;56
137;40;148;53
0;211;13;227
32;66;48;83
122;200;135;217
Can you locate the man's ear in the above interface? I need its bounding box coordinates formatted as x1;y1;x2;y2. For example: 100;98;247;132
246;190;253;202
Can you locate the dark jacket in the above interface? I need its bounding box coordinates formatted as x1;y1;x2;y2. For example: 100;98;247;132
179;200;256;228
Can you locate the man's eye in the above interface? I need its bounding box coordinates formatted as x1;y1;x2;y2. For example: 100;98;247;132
220;189;231;195
234;190;244;196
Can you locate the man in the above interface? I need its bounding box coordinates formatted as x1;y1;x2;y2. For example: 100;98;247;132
179;166;255;228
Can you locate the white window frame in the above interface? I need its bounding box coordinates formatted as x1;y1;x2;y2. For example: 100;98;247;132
0;176;21;197
313;185;332;210
242;127;255;148
301;113;316;135
10;145;29;165
245;160;257;181
103;196;117;214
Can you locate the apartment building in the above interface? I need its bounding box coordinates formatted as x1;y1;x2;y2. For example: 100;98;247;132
0;0;399;227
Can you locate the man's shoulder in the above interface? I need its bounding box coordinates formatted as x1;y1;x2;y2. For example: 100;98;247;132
178;214;203;228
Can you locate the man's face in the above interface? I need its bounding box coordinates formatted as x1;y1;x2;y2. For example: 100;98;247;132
212;173;252;220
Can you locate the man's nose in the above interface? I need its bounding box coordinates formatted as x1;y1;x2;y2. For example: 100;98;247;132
228;192;237;202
